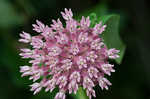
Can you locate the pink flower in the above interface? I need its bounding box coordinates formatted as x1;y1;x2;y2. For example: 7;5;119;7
45;56;59;68
93;22;107;35
107;48;120;59
19;31;31;43
80;16;90;28
31;37;44;49
51;19;64;31
42;27;55;39
55;33;69;44
83;76;96;99
61;8;73;20
32;20;46;33
88;67;98;78
91;38;104;50
101;64;115;76
69;71;80;82
61;59;72;70
56;76;68;89
19;48;33;58
98;76;112;90
20;66;31;76
70;44;79;55
55;91;66;99
78;32;88;44
66;19;77;33
30;82;42;95
77;56;87;69
19;8;119;99
30;79;46;94
68;80;78;94
86;51;98;62
44;78;56;92
48;46;62;56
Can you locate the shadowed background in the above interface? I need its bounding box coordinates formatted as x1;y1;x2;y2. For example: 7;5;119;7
0;0;150;99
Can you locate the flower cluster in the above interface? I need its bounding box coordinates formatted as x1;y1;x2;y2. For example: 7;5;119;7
19;8;119;99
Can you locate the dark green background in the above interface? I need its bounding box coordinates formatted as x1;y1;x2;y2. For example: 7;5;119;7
0;0;150;99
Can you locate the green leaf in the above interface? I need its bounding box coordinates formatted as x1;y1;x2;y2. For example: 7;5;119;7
100;15;126;64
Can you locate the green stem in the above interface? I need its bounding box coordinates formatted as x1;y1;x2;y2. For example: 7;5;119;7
72;87;88;99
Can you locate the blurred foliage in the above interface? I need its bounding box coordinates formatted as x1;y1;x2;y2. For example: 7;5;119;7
0;0;24;28
0;0;150;99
